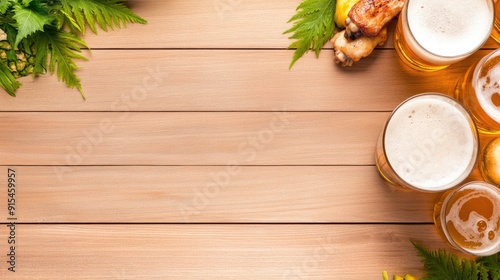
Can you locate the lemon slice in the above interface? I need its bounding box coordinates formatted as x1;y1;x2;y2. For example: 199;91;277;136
334;0;360;28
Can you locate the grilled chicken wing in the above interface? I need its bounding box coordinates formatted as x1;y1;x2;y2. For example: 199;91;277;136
344;0;405;40
332;27;388;66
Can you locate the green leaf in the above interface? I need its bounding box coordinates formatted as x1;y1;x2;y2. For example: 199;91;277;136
0;61;21;96
21;0;32;7
478;254;500;280
30;33;47;76
60;0;147;35
1;23;18;61
0;1;12;14
0;0;147;97
12;3;53;47
32;27;88;98
412;241;485;280
59;9;81;32
283;0;336;69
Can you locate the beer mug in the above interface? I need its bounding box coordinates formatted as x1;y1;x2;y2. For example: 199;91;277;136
434;181;500;256
480;137;500;185
492;0;500;43
455;48;500;135
394;0;494;71
376;93;479;192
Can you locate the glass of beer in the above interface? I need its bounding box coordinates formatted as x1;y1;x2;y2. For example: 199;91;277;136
480;137;500;185
433;181;500;256
376;93;479;192
394;0;494;71
455;49;500;135
491;0;500;43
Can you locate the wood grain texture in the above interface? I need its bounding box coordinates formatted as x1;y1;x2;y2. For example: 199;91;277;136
80;0;500;49
2;50;492;111
0;224;463;279
0;112;387;165
2;166;438;223
0;1;495;278
82;0;298;49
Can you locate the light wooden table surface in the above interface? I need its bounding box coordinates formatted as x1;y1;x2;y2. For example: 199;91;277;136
0;0;498;279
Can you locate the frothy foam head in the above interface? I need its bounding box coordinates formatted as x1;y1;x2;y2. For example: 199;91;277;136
384;94;477;191
444;182;500;255
474;50;500;124
407;0;493;58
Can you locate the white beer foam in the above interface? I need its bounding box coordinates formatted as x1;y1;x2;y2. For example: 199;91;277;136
385;95;476;191
474;51;500;124
445;183;500;255
406;0;493;63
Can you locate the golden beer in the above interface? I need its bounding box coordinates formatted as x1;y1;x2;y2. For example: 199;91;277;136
394;0;494;71
480;137;500;185
491;1;500;43
434;181;500;256
455;49;500;135
376;93;478;192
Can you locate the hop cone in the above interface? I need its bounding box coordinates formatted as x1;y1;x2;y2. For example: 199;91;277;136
0;29;35;78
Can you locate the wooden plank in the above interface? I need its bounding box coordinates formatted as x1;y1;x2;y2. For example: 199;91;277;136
2;166;439;223
0;49;490;111
82;0;299;49
0;224;461;279
81;0;500;49
0;112;387;166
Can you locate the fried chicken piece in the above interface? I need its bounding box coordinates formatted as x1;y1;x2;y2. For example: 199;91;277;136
344;0;405;40
332;27;388;66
